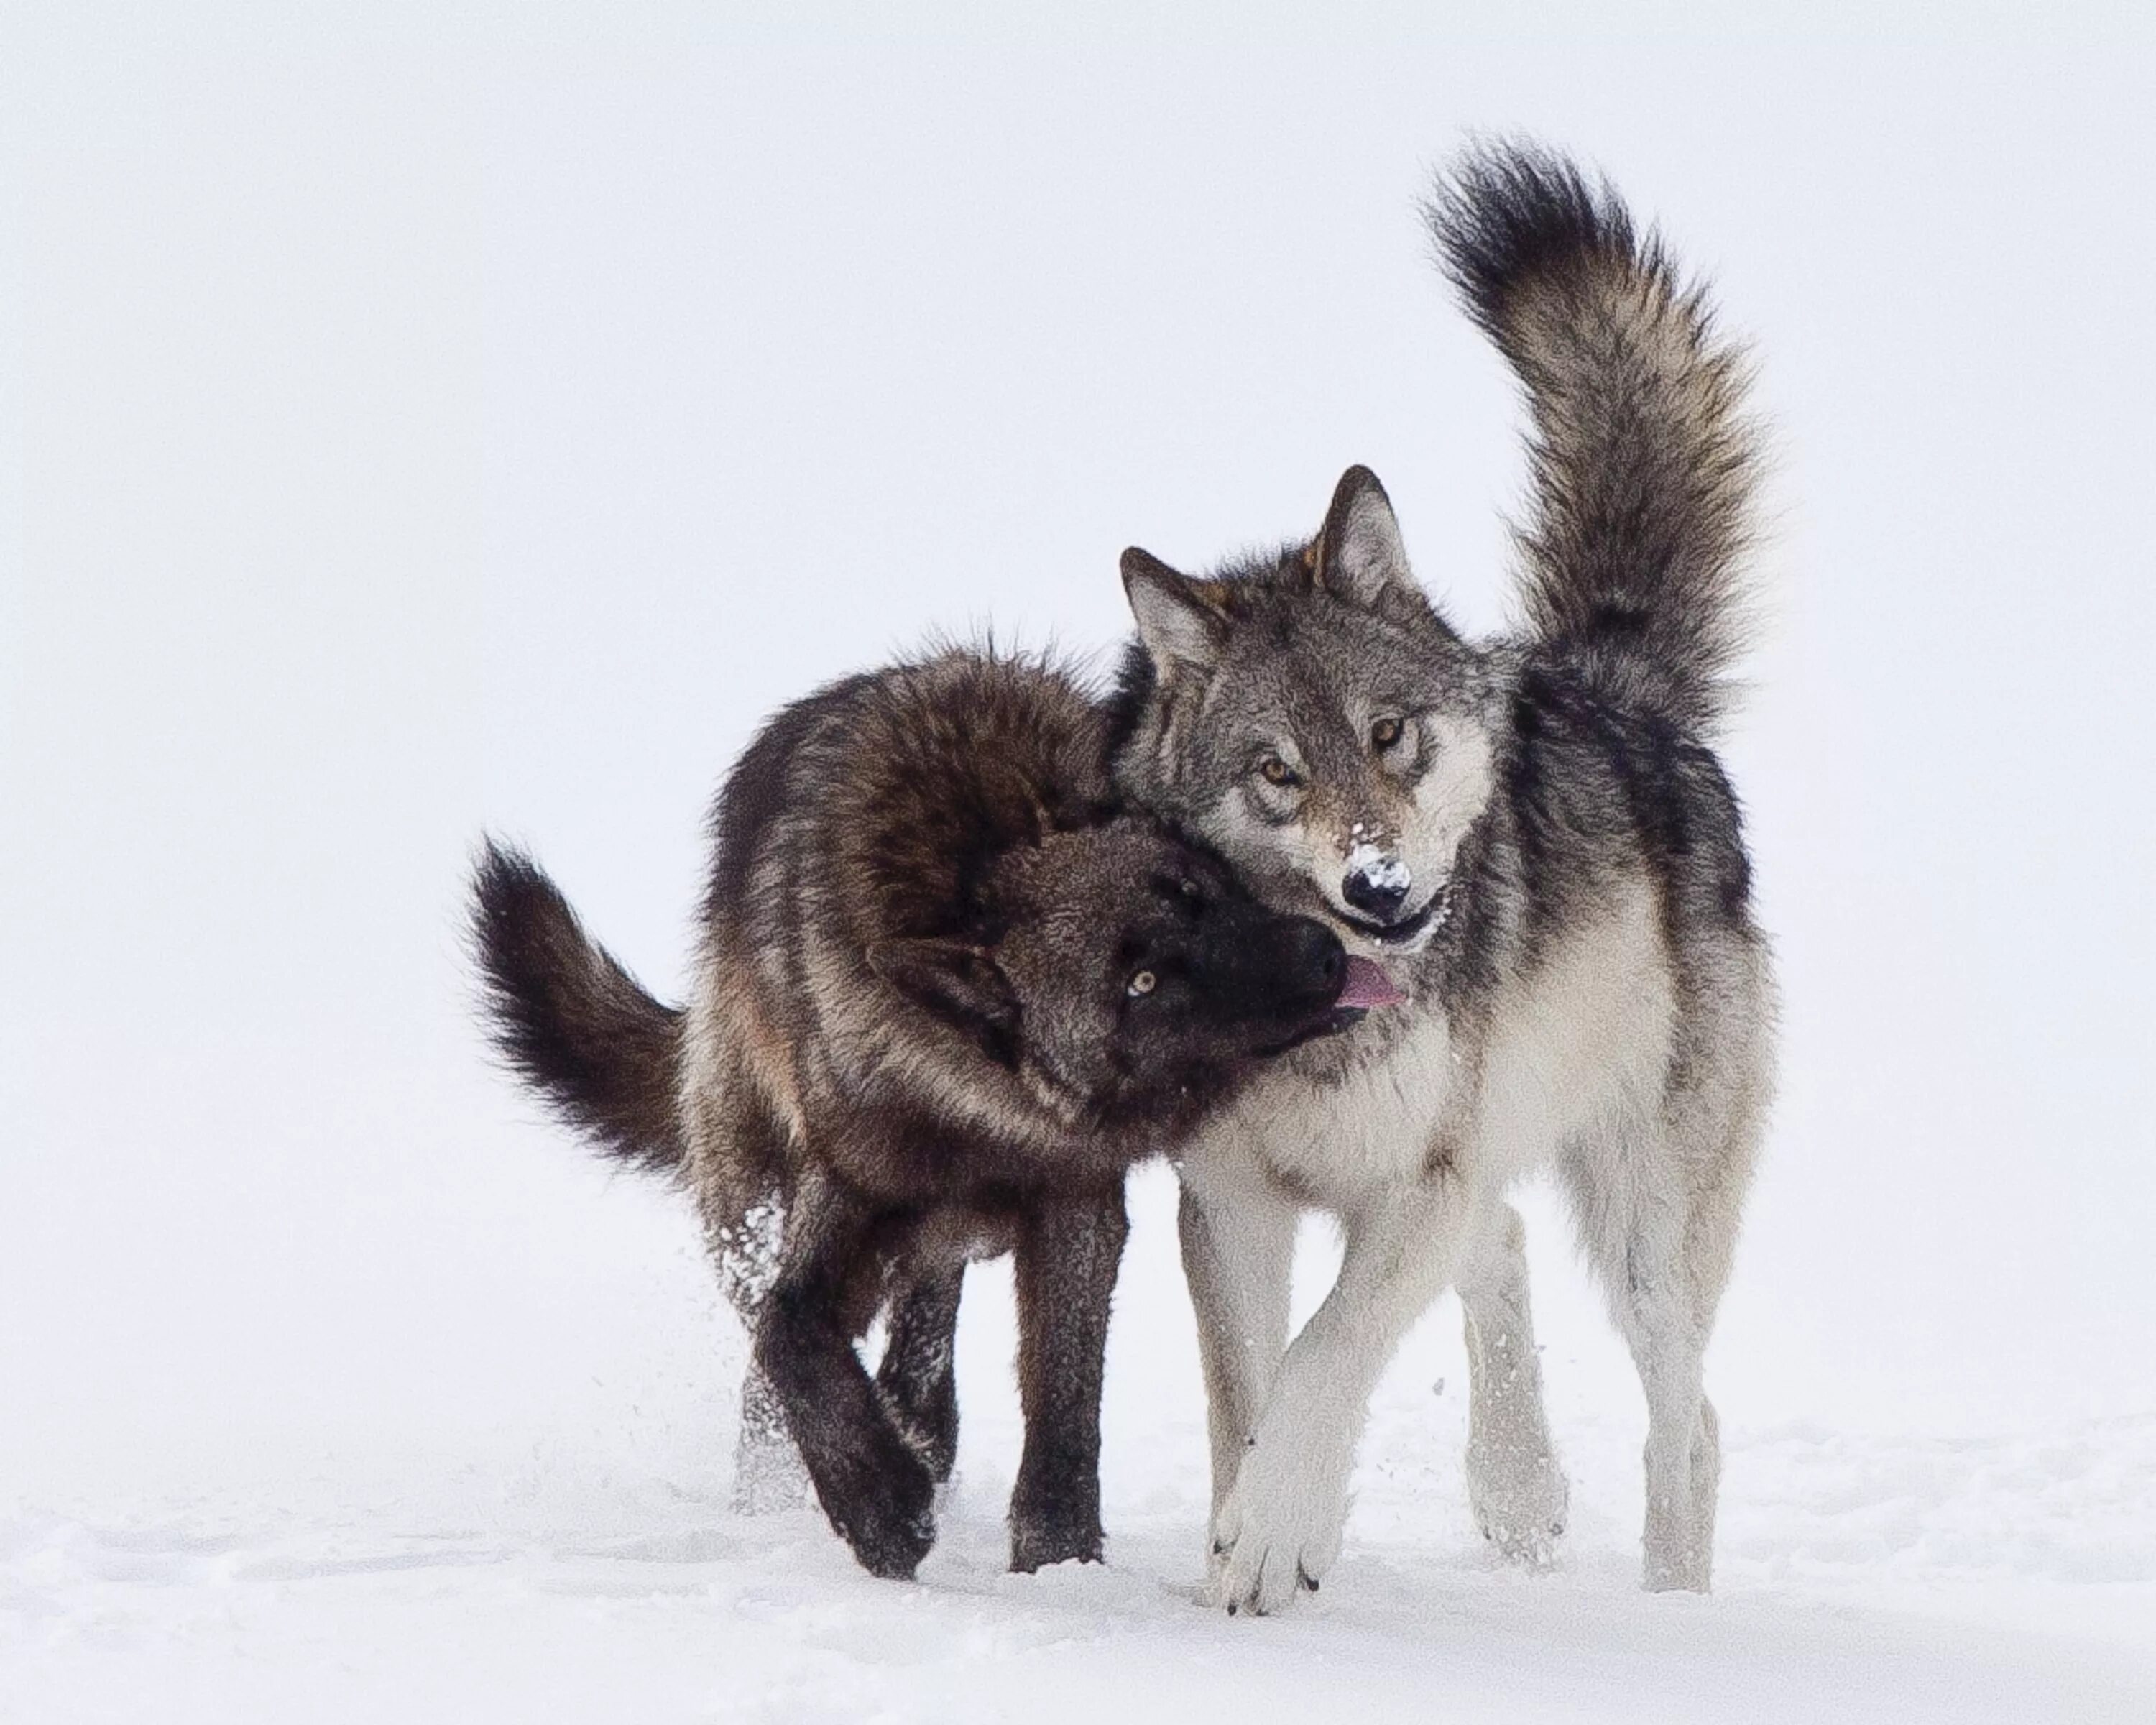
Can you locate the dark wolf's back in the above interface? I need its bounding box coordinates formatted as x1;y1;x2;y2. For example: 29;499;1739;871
706;650;1116;979
688;649;1120;1172
1424;142;1761;734
471;840;685;1173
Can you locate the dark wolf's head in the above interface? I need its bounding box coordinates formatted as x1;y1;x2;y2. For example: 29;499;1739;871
1109;466;1499;967
867;820;1368;1130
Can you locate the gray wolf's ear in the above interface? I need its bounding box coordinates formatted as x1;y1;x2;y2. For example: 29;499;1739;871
867;939;1018;1031
1121;547;1228;676
1310;466;1416;610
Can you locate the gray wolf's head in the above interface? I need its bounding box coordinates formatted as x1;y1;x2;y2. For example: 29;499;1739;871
1110;466;1498;962
867;821;1365;1131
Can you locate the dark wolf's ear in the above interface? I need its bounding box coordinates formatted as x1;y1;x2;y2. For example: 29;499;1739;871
867;939;1018;1033
1309;466;1417;610
1122;548;1229;676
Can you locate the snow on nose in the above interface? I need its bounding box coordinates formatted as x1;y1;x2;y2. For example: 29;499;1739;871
1342;840;1412;919
1346;845;1411;895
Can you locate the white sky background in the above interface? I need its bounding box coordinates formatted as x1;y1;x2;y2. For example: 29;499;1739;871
3;1;2153;1501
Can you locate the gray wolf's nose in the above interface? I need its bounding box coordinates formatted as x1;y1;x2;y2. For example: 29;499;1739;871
1342;865;1410;921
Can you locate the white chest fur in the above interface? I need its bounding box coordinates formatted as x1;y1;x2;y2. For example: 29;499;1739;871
1188;878;1673;1215
1195;1008;1462;1209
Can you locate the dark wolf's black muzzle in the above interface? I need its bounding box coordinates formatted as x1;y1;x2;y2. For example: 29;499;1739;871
1201;907;1348;1036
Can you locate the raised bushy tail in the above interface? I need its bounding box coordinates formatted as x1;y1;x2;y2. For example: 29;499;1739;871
1424;141;1761;732
469;838;685;1174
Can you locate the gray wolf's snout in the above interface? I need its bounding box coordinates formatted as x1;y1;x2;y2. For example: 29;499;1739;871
1342;857;1412;922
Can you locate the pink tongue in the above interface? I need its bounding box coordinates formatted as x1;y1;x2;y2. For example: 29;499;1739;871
1337;955;1406;1010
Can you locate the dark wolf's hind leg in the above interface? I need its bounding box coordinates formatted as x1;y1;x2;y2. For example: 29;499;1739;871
685;1048;811;1514
732;1364;811;1512
756;1169;936;1579
1009;1183;1129;1573
877;1261;965;1483
714;1195;815;1514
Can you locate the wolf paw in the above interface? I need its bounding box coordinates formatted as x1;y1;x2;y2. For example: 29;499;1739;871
1641;1520;1713;1593
1210;1438;1349;1616
1465;1443;1568;1567
821;1450;937;1581
1008;1504;1103;1573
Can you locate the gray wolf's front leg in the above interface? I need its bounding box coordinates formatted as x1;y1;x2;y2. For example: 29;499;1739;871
1176;1162;1300;1540
1215;1174;1469;1614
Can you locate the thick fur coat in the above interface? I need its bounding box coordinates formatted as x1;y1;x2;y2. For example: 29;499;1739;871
1107;143;1776;1609
473;649;1353;1580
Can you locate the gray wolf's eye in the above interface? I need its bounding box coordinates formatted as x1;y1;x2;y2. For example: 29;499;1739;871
1371;716;1404;750
1126;969;1157;997
1258;755;1299;788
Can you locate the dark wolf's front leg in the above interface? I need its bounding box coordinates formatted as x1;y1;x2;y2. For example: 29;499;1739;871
1008;1182;1130;1572
877;1260;965;1483
756;1169;936;1579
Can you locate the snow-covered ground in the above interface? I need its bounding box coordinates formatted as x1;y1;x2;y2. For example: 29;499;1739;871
6;1155;2152;1724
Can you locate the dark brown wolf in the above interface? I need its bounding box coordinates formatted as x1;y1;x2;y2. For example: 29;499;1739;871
471;648;1372;1579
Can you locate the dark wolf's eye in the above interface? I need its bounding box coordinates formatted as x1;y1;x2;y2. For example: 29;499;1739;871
1126;969;1157;997
1258;755;1299;788
1370;716;1404;750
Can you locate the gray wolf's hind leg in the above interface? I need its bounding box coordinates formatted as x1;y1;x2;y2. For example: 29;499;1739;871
1616;1263;1716;1593
1567;1128;1740;1593
1456;1202;1567;1564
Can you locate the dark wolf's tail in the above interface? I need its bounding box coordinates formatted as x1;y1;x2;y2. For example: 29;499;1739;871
469;838;686;1174
1424;141;1761;732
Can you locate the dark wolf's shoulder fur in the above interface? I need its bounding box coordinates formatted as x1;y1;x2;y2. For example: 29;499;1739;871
473;650;1120;1183
715;648;1118;951
709;648;1120;1086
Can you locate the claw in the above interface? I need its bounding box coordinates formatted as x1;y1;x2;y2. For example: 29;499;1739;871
1298;1565;1319;1593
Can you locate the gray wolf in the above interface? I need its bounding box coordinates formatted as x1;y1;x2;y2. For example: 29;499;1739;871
471;648;1370;1580
1106;141;1775;1609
